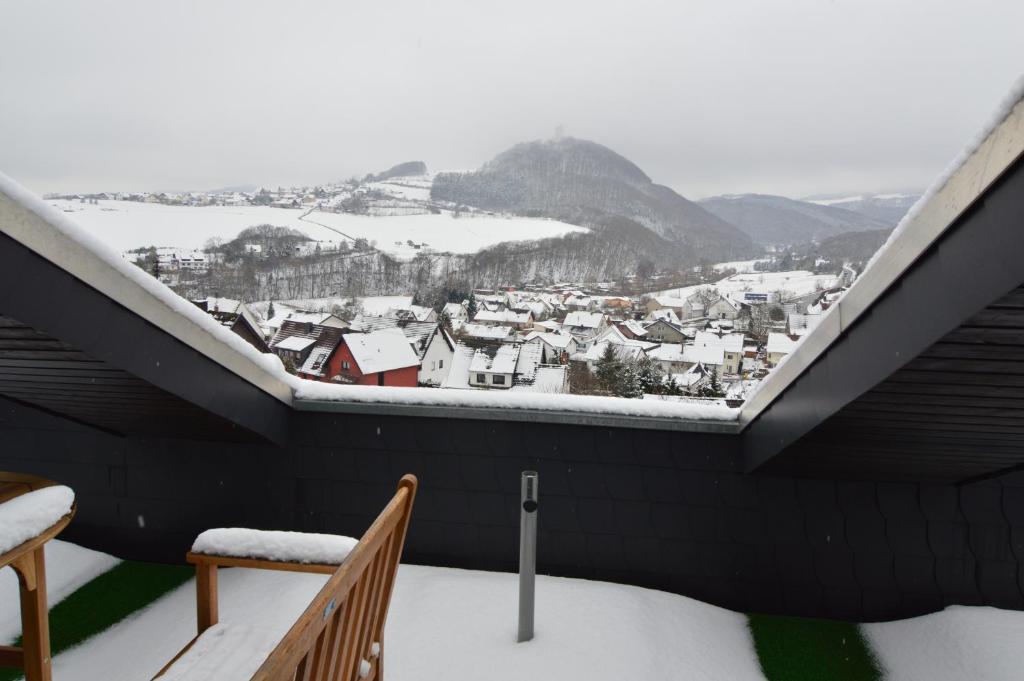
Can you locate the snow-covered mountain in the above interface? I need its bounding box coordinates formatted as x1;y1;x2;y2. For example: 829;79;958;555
431;137;755;262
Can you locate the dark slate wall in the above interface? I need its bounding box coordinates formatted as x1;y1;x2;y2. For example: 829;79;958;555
2;395;1022;622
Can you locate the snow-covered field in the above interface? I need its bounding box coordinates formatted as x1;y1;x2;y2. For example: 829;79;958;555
47;199;586;259
713;259;772;273
653;269;837;303
250;296;414;319
306;210;586;260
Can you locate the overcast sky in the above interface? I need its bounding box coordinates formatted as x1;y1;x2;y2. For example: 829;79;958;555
2;0;1022;199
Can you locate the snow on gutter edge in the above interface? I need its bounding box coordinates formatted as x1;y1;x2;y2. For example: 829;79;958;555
739;73;1024;428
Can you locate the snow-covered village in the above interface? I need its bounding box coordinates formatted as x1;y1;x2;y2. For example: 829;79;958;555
4;3;1024;681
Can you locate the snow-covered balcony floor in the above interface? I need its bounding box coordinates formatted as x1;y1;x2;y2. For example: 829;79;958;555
3;541;1023;681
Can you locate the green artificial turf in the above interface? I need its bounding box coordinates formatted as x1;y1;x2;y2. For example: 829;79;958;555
748;613;882;681
0;561;193;680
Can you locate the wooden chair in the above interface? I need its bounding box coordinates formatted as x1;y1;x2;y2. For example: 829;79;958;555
155;474;417;681
0;472;76;681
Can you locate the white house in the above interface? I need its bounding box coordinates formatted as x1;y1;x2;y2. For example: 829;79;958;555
442;301;469;322
468;344;521;389
562;311;606;350
417;326;456;386
706;296;741;320
523;331;578;364
693;331;745;375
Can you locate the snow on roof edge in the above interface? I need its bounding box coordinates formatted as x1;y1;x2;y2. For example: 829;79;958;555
292;381;739;423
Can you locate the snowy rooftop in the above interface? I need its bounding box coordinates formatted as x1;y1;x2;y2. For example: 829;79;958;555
469;344;520;374
474;309;531;325
766;332;798;355
460;323;514;340
563;311;604;329
345;330;421;374
694;331;744;354
524;331;575;349
273;335;317;352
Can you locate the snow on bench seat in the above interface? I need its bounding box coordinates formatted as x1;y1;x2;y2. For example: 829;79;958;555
191;528;358;565
156;623;284;681
0;485;75;555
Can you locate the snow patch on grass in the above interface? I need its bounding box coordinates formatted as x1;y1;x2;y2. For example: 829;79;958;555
0;539;120;644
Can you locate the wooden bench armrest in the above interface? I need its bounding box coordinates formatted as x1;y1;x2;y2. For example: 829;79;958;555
186;551;343;575
186;531;355;637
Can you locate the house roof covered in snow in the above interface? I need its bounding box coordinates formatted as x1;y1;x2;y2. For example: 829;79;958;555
469;344;520;374
647;308;682;325
513;341;543;383
274;335;317;352
511;365;567;394
348;315;438;358
563;311;604;329
766;333;799;355
345;329;420;374
474;309;532;325
523;331;576;349
620;320;648;337
694;331;744;354
461;323;513;340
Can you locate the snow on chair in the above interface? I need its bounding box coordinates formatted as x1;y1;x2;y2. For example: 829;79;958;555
0;473;76;681
154;474;417;681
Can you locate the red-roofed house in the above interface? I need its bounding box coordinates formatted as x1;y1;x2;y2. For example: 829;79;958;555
330;329;420;386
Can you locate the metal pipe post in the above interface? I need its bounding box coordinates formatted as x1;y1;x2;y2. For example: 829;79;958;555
518;470;538;642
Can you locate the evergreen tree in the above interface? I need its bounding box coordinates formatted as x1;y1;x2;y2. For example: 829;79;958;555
698;367;726;398
634;354;664;395
595;344;621;393
267;300;276;320
466;294;478;320
665;374;684;396
617;358;643;399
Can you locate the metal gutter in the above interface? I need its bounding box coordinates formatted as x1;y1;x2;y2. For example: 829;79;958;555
738;92;1024;430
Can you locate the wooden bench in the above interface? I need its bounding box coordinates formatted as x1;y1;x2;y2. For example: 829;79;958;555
0;472;76;681
155;474;417;681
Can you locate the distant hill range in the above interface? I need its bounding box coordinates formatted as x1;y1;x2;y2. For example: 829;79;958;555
431;137;755;264
698;193;903;247
802;193;921;226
